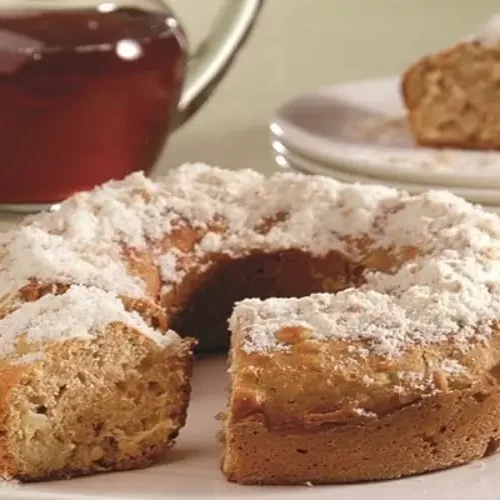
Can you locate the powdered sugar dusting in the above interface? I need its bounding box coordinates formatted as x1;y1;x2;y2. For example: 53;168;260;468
353;408;378;418
440;359;465;375
157;250;183;284
231;287;495;356
229;180;500;356
0;163;403;298
2;163;500;359
0;225;145;299
12;352;44;366
0;285;178;356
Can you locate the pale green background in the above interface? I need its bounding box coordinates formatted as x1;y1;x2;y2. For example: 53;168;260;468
0;0;498;230
164;0;500;175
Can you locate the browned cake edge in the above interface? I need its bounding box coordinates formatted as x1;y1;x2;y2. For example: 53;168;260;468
223;384;500;484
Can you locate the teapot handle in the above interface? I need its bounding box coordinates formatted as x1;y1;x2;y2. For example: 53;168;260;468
172;0;264;129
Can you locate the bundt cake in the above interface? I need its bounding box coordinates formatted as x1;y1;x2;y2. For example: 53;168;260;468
1;163;500;484
401;14;500;149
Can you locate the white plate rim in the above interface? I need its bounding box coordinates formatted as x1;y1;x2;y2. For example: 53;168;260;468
270;76;500;189
271;137;500;205
275;149;500;214
276;151;500;216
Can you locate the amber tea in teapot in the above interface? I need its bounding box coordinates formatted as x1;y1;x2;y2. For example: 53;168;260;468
0;8;185;203
0;1;262;208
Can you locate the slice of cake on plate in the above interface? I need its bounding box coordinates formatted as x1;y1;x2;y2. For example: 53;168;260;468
402;14;500;149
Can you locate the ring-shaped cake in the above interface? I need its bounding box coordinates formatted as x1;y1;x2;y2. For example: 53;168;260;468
0;164;499;483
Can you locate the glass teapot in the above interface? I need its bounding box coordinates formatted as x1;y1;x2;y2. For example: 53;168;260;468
0;0;263;209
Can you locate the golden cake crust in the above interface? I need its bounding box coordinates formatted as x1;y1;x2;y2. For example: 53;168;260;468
223;379;500;484
223;299;500;484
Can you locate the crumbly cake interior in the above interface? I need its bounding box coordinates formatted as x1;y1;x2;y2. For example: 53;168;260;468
0;286;190;480
403;13;500;149
10;328;187;480
404;44;500;148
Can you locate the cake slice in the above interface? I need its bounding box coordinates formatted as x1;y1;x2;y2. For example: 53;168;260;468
401;14;500;149
222;294;500;485
0;285;194;481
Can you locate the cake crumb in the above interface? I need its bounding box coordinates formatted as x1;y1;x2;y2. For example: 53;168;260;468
440;359;465;375
12;352;44;365
353;408;378;418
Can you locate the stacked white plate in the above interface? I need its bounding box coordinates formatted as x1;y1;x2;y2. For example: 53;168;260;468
270;76;500;214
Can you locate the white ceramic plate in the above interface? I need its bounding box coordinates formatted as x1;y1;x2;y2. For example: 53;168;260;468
6;355;500;500
270;76;500;189
271;138;500;205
